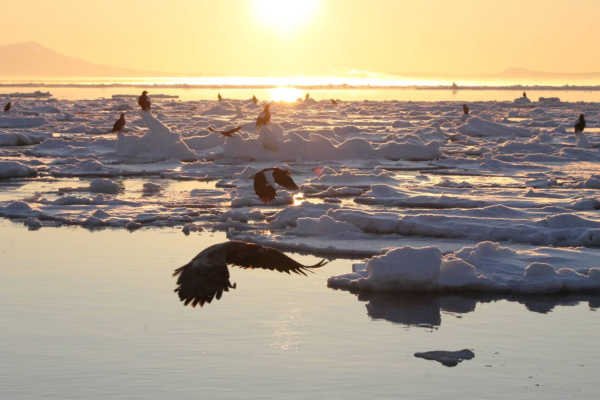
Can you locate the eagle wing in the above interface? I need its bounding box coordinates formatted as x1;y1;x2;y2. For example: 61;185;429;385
208;126;242;136
173;260;235;307
224;241;327;275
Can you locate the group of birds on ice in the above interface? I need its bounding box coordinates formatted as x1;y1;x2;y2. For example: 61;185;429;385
1;90;593;308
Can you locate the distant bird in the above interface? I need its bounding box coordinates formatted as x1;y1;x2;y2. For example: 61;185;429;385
138;91;151;111
305;93;310;101
253;167;298;202
112;113;126;133
4;102;11;112
218;93;223;102
575;114;586;133
173;241;327;307
256;103;271;128
523;91;527;98
208;125;242;137
462;104;469;115
252;95;258;104
331;99;338;105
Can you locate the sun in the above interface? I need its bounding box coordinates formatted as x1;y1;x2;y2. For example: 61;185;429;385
253;0;318;32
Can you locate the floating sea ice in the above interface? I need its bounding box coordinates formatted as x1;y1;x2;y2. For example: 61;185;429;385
328;241;600;294
89;178;122;194
116;112;197;162
0;161;37;179
459;117;530;137
414;349;475;367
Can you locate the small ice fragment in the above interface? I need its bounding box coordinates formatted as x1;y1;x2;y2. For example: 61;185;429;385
414;349;475;367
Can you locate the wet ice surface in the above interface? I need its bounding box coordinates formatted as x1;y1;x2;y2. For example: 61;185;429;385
2;94;600;294
1;222;599;399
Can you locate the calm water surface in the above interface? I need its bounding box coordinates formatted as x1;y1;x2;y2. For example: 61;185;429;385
1;221;599;399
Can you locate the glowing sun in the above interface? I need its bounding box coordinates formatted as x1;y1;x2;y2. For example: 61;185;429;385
253;0;318;31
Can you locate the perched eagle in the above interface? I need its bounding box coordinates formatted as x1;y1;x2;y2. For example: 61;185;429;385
575;114;586;133
256;103;271;129
112;113;126;133
138;91;151;111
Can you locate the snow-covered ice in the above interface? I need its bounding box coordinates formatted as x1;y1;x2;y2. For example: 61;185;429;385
2;93;600;296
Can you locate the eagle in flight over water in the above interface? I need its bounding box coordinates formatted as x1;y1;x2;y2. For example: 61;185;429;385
173;241;328;307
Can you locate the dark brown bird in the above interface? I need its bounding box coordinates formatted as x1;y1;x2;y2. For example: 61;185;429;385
331;99;338;105
575;114;586;133
253;167;298;202
462;104;469;115
138;91;151;111
252;95;258;104
305;93;310;101
4;102;11;112
112;113;126;132
173;241;327;307
208;125;242;137
256;103;271;129
218;93;223;102
523;91;527;98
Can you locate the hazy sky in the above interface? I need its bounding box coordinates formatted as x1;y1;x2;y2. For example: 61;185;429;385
2;0;600;76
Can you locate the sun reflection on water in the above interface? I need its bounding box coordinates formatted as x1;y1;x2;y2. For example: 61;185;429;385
293;192;305;206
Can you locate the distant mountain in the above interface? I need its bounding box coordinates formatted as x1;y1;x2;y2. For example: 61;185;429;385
0;42;158;77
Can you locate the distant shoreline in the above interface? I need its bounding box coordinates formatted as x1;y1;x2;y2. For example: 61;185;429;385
2;82;600;91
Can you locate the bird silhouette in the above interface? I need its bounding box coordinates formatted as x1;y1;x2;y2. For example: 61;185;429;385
173;241;327;307
208;125;242;137
575;114;586;133
112;113;126;133
4;102;11;112
138;91;151;111
256;103;271;128
462;104;469;115
253;167;298;202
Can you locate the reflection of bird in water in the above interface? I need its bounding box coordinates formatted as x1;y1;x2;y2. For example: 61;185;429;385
254;167;298;202
256;103;271;128
4;102;11;112
173;241;327;307
138;91;151;111
252;95;258;104
112;113;126;133
462;104;469;115
575;114;586;133
208;125;242;137
218;93;223;102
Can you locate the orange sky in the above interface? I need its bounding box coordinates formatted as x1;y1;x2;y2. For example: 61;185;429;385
2;0;600;77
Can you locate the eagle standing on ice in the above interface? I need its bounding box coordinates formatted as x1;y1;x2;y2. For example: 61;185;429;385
138;91;151;111
173;241;327;307
112;113;126;133
256;103;271;128
575;114;586;133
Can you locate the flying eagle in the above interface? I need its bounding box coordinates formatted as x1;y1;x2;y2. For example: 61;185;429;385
173;241;328;307
208;125;242;137
253;167;298;202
